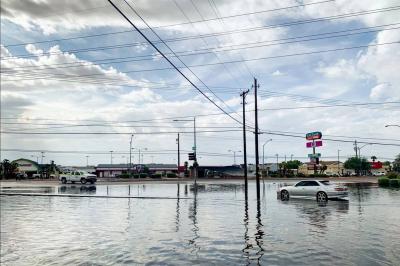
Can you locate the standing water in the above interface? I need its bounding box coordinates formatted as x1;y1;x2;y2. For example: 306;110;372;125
1;181;399;265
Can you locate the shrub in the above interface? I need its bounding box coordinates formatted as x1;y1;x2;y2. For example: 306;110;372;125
133;174;139;179
386;172;399;179
378;177;390;187
297;173;306;177
139;173;148;178
389;179;400;188
151;174;162;179
119;173;130;178
166;173;177;178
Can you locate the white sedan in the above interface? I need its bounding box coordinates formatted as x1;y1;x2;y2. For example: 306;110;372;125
278;180;348;202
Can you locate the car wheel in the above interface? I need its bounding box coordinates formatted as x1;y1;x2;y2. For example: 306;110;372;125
316;191;328;202
281;190;290;201
81;178;87;184
61;178;67;184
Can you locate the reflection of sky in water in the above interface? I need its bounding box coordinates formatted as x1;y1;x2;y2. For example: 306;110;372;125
1;181;399;265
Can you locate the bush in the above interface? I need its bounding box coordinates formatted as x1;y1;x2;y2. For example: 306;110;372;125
378;177;390;187
166;173;177;178
389;179;400;188
133;174;139;179
386;172;399;179
119;173;130;178
296;173;306;177
151;174;162;179
139;173;148;178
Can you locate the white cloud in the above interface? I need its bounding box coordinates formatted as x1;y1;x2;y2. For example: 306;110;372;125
271;70;284;76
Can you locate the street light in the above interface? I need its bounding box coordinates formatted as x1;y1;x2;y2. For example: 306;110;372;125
262;139;272;174
385;124;400;128
109;151;113;165
358;143;372;158
133;148;147;164
228;150;241;165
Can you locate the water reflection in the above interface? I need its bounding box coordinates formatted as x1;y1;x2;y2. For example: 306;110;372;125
58;185;96;194
188;185;199;255
242;192;265;265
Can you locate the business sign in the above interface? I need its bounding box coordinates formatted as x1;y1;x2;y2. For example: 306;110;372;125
306;141;323;148
306;131;322;140
308;153;321;158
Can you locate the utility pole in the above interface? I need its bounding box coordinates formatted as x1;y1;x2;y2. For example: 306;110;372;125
240;89;249;193
86;155;89;167
40;152;45;164
337;149;341;175
290;154;293;161
354;140;358;158
276;154;279;174
177;133;180;176
254;78;261;200
129;134;134;175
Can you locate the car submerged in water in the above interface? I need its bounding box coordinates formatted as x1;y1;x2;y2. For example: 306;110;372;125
278;180;348;202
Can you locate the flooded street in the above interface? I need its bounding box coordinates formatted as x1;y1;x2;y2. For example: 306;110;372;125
1;181;400;265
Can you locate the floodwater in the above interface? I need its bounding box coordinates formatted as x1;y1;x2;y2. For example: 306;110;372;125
1;181;399;265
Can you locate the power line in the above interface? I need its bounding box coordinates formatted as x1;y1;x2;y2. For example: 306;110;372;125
0;0;339;47
3;41;399;82
3;22;398;71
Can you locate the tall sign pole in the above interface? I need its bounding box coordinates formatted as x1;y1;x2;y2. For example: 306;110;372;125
254;78;261;200
177;133;180;176
241;89;249;194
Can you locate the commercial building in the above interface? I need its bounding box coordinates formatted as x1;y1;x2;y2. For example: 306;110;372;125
298;161;345;176
95;163;177;177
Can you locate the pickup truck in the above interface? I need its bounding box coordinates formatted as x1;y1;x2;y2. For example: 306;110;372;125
59;171;97;184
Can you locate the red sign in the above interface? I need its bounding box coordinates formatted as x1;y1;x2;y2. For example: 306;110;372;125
371;162;383;169
306;141;323;148
178;166;185;172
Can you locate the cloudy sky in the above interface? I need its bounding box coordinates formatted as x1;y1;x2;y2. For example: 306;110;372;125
1;0;399;166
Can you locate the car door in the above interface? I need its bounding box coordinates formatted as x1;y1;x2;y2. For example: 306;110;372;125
303;181;321;196
72;171;80;182
291;181;307;196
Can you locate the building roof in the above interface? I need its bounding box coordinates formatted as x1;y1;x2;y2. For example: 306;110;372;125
96;163;177;169
12;158;40;167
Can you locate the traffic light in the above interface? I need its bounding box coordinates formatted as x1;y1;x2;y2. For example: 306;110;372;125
188;153;196;161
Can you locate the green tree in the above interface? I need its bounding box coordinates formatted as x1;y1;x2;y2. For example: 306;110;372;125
285;160;303;170
393;154;400;172
344;157;371;175
0;159;18;179
383;161;392;172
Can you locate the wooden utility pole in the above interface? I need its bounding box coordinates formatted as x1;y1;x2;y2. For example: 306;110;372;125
254;78;261;200
241;89;249;194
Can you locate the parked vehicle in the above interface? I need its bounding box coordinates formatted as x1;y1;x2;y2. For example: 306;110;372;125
372;172;386;176
278;180;348;202
59;171;97;184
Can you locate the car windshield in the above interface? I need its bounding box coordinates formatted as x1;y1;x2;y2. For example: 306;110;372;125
319;181;330;185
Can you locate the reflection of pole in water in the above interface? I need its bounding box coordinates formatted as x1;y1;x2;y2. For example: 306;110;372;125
184;184;188;195
188;187;199;254
107;185;109;196
255;200;265;263
242;193;251;264
175;184;180;232
128;185;131;196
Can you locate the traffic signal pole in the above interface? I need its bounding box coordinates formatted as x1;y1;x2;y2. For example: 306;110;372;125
254;78;261;201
